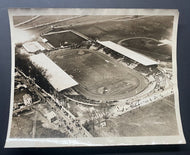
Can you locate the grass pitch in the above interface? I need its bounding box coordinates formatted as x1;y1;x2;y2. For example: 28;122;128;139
47;49;148;101
95;95;178;137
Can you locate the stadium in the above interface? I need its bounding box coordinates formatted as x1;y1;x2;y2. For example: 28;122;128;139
11;14;179;138
19;28;165;106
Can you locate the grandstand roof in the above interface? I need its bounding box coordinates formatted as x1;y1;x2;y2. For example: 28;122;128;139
30;53;78;92
23;41;45;53
97;40;158;66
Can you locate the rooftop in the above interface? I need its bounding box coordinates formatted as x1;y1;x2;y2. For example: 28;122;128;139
97;40;159;66
30;53;78;92
23;41;45;53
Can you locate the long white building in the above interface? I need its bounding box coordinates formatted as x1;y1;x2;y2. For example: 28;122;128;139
97;40;158;66
30;53;78;92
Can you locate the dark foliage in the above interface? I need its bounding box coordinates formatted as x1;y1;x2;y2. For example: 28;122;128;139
15;50;54;93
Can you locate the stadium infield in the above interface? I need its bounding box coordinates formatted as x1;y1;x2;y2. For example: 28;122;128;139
47;49;148;102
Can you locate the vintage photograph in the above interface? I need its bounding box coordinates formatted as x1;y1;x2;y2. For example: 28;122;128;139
5;9;185;147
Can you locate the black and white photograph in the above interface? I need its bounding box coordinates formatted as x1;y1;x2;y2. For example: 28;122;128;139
5;8;185;147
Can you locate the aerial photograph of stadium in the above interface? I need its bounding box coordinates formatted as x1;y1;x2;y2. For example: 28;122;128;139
6;9;184;145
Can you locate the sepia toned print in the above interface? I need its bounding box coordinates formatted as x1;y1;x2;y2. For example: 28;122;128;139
5;9;185;147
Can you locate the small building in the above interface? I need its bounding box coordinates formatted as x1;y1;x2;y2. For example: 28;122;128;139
46;111;57;123
16;84;27;89
41;38;48;43
15;71;21;77
23;94;32;106
100;121;107;127
23;41;45;53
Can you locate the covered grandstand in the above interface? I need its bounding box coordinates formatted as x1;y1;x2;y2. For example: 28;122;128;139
30;53;78;92
97;40;159;66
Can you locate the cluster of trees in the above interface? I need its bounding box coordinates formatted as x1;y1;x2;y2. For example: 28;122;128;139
15;52;54;93
83;119;95;135
83;102;110;136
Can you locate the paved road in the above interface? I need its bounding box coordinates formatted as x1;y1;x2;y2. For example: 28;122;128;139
15;68;92;138
109;67;174;117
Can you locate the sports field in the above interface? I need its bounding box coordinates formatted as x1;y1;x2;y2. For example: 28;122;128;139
47;49;148;101
43;31;86;48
